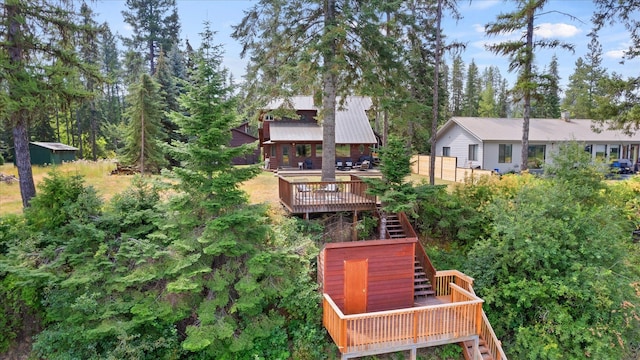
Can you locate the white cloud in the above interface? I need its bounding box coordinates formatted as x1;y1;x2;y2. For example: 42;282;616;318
473;24;485;34
534;23;581;38
469;0;500;10
123;24;133;33
605;50;625;59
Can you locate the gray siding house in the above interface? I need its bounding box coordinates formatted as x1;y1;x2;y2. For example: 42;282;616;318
435;117;640;173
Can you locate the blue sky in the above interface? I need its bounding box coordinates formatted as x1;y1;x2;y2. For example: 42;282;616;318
91;0;639;91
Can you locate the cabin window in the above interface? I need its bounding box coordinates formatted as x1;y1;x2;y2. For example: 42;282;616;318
336;144;350;157
498;144;512;163
468;144;478;161
270;146;276;158
296;144;311;157
527;145;546;169
282;145;290;166
315;144;322;157
358;144;365;154
442;147;450;156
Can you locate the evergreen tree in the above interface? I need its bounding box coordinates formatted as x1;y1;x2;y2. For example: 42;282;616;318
450;54;465;116
78;3;102;161
153;49;181;166
0;0;101;208
496;78;510;118
563;37;606;119
462;59;481;116
121;74;167;174
542;55;561;118
122;0;180;74
484;0;573;171
592;1;640;131
478;82;497;117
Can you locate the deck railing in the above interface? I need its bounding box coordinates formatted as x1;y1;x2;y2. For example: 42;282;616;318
434;270;475;296
435;270;507;360
279;177;377;214
323;284;484;356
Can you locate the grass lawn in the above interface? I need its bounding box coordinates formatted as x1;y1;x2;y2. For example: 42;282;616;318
0;161;451;216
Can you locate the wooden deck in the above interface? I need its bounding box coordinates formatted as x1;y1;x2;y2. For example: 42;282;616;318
279;176;378;214
323;281;484;359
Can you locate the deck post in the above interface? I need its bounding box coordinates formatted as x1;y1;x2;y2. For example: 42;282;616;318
352;210;358;241
473;336;480;360
410;347;417;360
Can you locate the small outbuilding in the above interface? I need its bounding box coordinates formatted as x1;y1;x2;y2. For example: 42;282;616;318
29;142;78;165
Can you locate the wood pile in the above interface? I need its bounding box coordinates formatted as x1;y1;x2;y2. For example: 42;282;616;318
110;163;139;175
0;173;18;184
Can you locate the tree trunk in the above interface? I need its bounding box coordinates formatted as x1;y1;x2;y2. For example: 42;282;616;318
76;108;83;158
429;0;443;186
13;112;37;208
140;111;145;175
321;0;337;182
7;1;36;208
521;10;534;172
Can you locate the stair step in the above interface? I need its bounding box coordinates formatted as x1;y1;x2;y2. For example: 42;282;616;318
414;271;426;277
414;290;436;297
414;284;432;290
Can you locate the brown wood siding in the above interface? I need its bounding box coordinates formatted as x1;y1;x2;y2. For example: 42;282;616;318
321;239;416;313
230;129;259;165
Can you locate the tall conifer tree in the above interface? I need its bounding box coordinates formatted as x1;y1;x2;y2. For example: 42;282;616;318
485;0;573;170
122;74;167;174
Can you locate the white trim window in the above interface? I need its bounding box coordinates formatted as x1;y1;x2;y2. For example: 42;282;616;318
468;144;478;161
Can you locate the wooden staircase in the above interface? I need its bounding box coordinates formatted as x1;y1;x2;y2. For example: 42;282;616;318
414;258;435;301
385;213;406;239
463;338;494;360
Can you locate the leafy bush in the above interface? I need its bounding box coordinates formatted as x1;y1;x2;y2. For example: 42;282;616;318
467;145;640;359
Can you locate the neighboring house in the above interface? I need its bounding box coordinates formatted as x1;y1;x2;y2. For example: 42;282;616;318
259;96;378;170
435;117;640;173
29;142;78;165
230;122;260;165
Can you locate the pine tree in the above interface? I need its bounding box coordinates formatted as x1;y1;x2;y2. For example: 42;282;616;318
122;0;181;74
0;0;100;208
484;0;573;170
478;82;497;117
153;49;181;165
462;59;481;116
121;74;167;174
168;24;260;216
563;38;605;119
450;54;465;116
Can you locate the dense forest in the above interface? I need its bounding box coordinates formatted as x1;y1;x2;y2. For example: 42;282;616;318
1;0;640;359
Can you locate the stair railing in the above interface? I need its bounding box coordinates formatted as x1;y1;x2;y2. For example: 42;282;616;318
415;241;437;294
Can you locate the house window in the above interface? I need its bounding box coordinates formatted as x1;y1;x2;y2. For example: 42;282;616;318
336;144;350;158
296;144;311;157
468;144;478;161
315;144;322;157
595;145;606;160
282;145;290;166
498;144;512;163
527;145;546;169
358;144;365;154
610;145;620;159
442;147;450;156
270;146;276;158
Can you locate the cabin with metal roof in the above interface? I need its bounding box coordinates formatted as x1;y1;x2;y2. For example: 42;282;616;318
259;96;379;170
29;142;78;165
435;117;640;173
